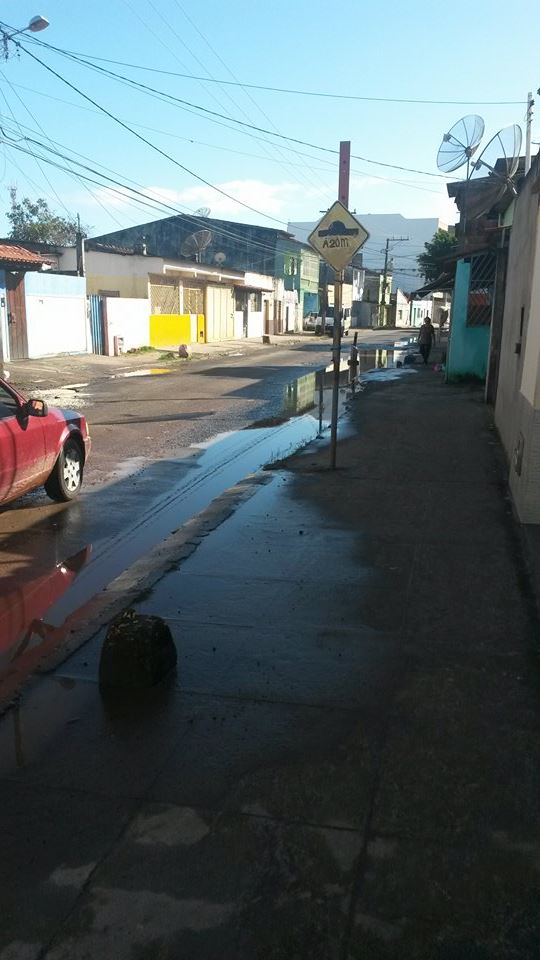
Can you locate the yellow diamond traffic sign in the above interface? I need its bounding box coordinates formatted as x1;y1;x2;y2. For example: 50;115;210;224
308;201;369;271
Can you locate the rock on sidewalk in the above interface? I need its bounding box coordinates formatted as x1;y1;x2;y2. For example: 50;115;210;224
99;609;177;689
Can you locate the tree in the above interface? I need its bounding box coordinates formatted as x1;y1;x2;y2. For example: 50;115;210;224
417;229;457;283
6;188;88;244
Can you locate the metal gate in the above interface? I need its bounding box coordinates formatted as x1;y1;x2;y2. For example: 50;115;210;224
89;295;105;354
205;286;234;341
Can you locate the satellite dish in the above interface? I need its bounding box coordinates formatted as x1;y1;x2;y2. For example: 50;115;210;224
466;124;523;219
193;206;211;218
214;252;226;265
471;124;522;181
437;115;485;174
181;229;213;262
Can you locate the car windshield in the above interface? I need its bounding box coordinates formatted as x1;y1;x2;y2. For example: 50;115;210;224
0;383;20;420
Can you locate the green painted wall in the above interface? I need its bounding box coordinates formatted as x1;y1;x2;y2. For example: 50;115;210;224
447;259;490;380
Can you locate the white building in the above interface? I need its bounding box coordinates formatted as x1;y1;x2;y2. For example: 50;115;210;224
288;214;448;293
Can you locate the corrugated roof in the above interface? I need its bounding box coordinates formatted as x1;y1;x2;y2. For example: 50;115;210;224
0;243;50;264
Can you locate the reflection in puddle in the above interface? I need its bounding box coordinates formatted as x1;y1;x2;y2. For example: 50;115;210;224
357;338;420;381
0;546;91;688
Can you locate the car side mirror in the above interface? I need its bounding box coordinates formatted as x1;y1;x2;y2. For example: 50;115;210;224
25;398;48;418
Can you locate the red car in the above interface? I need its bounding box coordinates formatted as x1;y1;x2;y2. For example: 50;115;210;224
0;376;91;505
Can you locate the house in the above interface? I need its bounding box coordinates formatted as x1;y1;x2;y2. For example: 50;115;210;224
353;268;392;328
493;152;540;521
23;239;276;352
388;289;410;327
407;289;452;328
89;215;322;335
0;242;88;363
439;162;523;386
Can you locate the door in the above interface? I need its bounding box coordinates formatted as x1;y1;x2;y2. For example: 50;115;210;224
6;272;28;361
0;382;46;502
206;286;235;342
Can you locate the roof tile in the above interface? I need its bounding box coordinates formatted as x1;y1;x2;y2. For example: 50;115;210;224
0;243;51;264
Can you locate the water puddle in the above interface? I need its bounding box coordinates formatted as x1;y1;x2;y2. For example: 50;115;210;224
0;415;333;682
356;338;421;381
111;368;173;379
0;343;404;686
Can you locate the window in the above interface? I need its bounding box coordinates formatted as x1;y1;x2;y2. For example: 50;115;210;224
248;291;262;311
150;281;180;315
0;383;19;419
466;253;496;327
235;290;247;312
183;287;204;314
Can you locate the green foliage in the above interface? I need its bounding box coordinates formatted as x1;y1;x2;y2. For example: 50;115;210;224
417;229;457;283
6;188;89;244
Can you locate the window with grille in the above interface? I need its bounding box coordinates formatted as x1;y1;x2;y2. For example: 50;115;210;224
150;282;179;315
466;253;496;327
183;287;204;314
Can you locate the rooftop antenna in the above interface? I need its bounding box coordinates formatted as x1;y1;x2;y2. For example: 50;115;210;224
466;124;523;220
180;228;213;263
437;115;485;180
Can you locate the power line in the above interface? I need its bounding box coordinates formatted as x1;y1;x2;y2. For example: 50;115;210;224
15;34;452;180
16;39;290;227
0;69;126;230
0;77;447;196
18;34;525;106
167;0;334;199
0;120;305;264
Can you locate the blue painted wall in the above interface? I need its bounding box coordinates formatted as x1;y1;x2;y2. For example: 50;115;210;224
24;272;85;297
447;258;490;380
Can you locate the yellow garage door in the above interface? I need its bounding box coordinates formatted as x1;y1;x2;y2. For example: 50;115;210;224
206;286;234;342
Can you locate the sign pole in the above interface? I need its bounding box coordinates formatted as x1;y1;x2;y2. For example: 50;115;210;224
307;146;368;470
330;268;343;469
329;142;350;469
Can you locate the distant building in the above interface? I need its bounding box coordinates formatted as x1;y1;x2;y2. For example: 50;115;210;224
91;215;321;333
288;214;448;293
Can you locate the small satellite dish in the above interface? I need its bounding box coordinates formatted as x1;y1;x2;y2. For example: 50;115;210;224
181;229;213;262
193;206;211;218
214;252;226;265
466;124;523;219
437;115;485;175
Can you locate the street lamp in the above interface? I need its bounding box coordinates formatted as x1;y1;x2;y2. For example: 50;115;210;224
1;15;49;57
26;15;50;33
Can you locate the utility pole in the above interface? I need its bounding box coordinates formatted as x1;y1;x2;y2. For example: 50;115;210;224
525;91;534;175
330;141;350;469
75;213;85;278
378;236;408;327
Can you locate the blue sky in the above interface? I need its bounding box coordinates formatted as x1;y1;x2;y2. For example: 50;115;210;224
0;0;537;257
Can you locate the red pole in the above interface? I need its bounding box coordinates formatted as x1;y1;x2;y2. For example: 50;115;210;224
338;141;351;207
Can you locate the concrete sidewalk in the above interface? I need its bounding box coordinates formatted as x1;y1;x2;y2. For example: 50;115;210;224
2;361;540;958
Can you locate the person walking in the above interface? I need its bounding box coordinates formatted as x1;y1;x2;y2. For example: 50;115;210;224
417;316;436;365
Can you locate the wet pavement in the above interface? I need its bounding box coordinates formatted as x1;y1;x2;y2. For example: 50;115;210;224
0;338;409;696
2;353;540;957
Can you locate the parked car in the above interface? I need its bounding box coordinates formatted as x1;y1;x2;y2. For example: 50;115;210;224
303;310;351;336
323;309;351;336
0;376;91;506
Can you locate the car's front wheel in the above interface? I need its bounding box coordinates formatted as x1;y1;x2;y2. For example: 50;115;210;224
44;437;84;502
